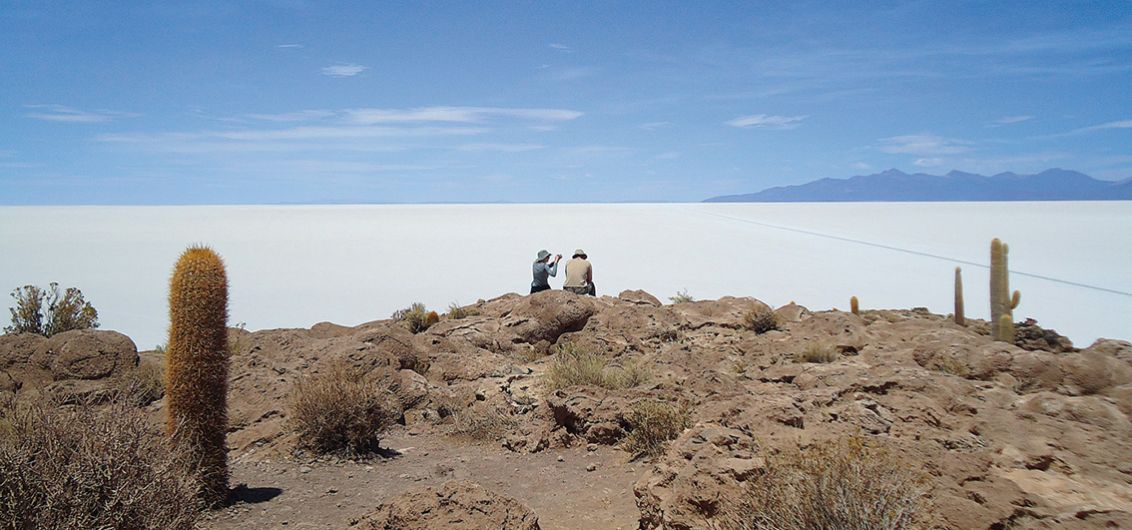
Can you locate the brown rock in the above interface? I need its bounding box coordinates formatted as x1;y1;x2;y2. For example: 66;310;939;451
351;480;540;530
1059;351;1132;395
1083;338;1132;364
618;290;662;307
33;329;138;381
501;290;596;344
0;332;46;369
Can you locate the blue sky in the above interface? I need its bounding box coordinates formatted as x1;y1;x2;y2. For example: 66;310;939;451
2;1;1131;204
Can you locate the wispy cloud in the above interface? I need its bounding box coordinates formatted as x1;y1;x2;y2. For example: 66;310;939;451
913;158;944;167
24;104;136;123
1070;119;1132;135
275;43;303;49
849;162;871;171
989;115;1034;126
547;66;597;81
457;143;544;152
639;121;671;131
321;63;368;77
877;134;972;156
549;43;573;53
244;110;336;122
345;106;582;124
655;151;681;160
726;114;807;129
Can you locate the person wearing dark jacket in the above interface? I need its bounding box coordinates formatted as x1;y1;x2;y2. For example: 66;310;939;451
530;249;561;294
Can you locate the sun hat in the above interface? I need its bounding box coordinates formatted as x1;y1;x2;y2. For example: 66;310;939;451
536;250;551;261
572;248;587;258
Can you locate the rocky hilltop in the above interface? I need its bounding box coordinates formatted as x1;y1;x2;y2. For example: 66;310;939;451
2;290;1130;529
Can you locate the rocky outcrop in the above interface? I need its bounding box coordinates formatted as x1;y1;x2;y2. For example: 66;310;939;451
0;329;138;401
350;480;540;530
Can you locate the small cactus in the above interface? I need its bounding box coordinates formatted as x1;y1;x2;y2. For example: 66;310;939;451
849;296;859;316
165;246;230;506
989;239;1021;342
996;314;1015;342
954;267;965;326
425;311;440;327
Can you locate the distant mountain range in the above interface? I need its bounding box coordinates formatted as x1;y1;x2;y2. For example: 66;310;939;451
704;169;1132;202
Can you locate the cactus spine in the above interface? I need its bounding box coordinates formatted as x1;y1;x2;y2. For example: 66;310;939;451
989;239;1021;342
850;296;859;315
165;246;230;506
954;267;965;326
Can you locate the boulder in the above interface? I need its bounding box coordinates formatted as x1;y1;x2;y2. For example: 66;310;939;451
1059;351;1132;396
0;332;46;369
618;290;662;307
350;480;540;530
501;290;596;344
33;329;138;381
1083;339;1132;365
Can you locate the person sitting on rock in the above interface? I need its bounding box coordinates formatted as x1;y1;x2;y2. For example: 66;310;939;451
530;249;561;294
562;248;595;296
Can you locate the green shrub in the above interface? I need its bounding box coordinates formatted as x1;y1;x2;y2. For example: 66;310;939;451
622;400;690;458
743;307;778;334
393;303;438;333
4;283;99;337
725;437;928;530
0;401;202;529
797;342;838;364
288;362;400;455
669;290;694;304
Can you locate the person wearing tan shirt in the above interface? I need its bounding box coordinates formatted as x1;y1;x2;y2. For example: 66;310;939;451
562;248;595;296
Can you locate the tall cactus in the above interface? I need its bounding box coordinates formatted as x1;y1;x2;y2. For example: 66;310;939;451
165;246;230;506
954;266;965;326
850;296;859;315
989;239;1021;342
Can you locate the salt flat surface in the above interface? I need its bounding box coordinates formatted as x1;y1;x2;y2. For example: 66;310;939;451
1;202;1129;349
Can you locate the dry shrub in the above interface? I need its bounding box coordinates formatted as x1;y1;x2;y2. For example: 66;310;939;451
544;344;652;391
725;437;928;530
622;400;690;458
112;361;165;406
393;303;437;334
669;290;694;304
446;302;480;320
743;307;778;334
289;363;400;455
450;405;518;442
798;342;838;364
5;283;99;336
0;400;202;529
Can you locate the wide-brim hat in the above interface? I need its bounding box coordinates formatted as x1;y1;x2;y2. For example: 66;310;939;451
536;249;551;261
572;248;587;258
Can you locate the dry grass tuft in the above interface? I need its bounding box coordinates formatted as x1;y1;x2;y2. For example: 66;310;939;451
446;302;480;320
544;344;652;391
450;405;518;442
111;361;165;406
724;436;928;530
797;342;838;364
622;400;690;458
288;362;400;455
0;400;203;529
743;307;778;334
392;303;437;334
669;290;694;304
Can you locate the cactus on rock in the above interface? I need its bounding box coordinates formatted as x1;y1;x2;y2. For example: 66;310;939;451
990;238;1021;342
850;296;859;316
954;267;965;326
165;246;230;506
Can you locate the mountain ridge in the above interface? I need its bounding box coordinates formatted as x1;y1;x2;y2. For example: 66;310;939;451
705;168;1132;202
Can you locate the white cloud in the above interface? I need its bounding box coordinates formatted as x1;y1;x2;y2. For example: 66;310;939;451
990;115;1034;126
457;143;545;152
725;114;807;129
639;121;671;131
1071;119;1132;134
275;43;303;49
321;63;368;77
548;66;596;81
849;162;871;170
345;106;582;124
877;134;972;155
655;151;681;160
913;158;944;167
549;43;573;52
244;110;336;122
24;104;135;123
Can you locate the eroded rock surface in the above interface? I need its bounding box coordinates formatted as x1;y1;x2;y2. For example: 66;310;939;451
350;480;541;530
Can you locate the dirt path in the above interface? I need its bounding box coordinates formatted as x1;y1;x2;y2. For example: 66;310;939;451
203;429;645;530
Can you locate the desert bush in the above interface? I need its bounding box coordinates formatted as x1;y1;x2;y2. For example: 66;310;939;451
0;401;202;529
393;303;438;333
450;405;518;442
797;342;838;364
669;290;694;304
446;302;480;320
611;357;653;388
544;344;652;391
112;361;165;406
743;307;778;334
4;283;99;337
723;436;928;530
622;400;690;458
289;362;400;455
